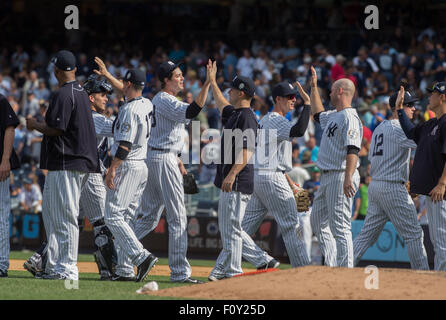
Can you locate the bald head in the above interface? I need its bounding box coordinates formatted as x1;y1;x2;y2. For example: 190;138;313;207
332;78;355;97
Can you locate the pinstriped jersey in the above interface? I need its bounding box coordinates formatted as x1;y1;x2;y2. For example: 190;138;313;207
148;91;190;153
316;108;362;170
92;111;114;148
111;96;153;160
255;112;293;172
369;119;416;183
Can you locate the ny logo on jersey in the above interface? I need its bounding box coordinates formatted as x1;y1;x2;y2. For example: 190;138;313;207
430;125;439;136
326;122;338;137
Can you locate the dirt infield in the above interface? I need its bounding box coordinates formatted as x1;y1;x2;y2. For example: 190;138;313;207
9;259;216;278
144;266;446;300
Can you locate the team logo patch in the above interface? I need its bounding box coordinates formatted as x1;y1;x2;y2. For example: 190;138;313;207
121;122;131;133
441;86;446;92
239;83;245;90
431;125;438;136
126;72;131;80
168;61;175;66
348;129;358;139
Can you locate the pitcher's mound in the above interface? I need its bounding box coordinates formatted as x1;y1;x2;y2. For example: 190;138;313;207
145;266;446;300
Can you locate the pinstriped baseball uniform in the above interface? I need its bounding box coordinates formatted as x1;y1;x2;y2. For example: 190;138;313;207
104;96;153;276
40;81;99;280
310;108;362;267
353;120;429;270
0;94;20;274
240;112;310;268
79;112;114;225
130;91;193;282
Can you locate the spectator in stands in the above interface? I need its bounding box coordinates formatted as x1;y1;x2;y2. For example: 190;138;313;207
352;175;371;220
21;90;39;117
287;158;311;188
303;167;321;201
331;54;346;81
34;80;50;101
18;176;42;214
206;100;220;130
236;49;255;78
299;136;319;163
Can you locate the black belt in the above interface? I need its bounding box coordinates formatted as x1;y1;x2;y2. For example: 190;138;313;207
150;147;168;152
321;169;359;174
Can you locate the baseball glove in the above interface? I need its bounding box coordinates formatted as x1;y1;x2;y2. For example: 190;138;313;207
405;181;418;199
183;173;199;194
293;186;311;212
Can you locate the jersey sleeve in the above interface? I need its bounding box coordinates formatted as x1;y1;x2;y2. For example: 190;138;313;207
319;110;336;130
221;105;235;127
440;122;446;155
156;94;189;123
344;112;362;149
114;108;137;144
94;114;114;138
0;96;19;129
394;124;417;149
45;92;73;131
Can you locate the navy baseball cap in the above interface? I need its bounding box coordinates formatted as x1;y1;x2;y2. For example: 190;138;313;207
230;76;256;97
157;61;181;81
427;82;446;94
51;50;76;71
389;90;419;108
272;82;298;101
123;69;146;86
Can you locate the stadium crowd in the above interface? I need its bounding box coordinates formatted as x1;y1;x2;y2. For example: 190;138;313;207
1;21;444;221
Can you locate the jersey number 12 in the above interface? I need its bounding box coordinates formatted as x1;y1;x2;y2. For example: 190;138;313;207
372;133;384;156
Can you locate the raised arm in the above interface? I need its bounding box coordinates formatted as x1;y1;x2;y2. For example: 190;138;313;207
395;86;417;140
310;66;324;116
290;82;311;137
94;57;124;95
208;61;230;113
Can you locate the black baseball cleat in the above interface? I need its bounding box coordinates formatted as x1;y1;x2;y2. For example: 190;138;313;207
257;259;280;270
111;275;136;281
136;254;158;282
174;277;204;284
0;270;7;278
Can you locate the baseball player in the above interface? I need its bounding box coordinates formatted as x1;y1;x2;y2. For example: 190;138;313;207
131;60;212;284
309;66;362;268
205;62;259;280
23;75;118;280
26;50;100;280
0;94;20;278
353;89;429;270
93;64;158;282
398;83;446;270
232;81;312;275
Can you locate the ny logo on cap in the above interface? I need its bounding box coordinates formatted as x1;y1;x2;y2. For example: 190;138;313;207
168;61;175;66
126;72;131;79
239;83;245;89
289;83;293;89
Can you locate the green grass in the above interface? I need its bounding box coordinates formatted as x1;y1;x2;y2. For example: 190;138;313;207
4;250;291;300
9;251;292;270
0;271;201;300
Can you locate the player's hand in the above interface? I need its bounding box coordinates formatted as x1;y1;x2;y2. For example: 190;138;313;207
105;168;116;190
295;81;310;105
0;161;11;181
207;59;217;84
310;66;318;88
178;161;188;176
221;174;235;192
429;183;446;203
395;86;405;110
343;175;356;198
93;57;109;77
26;116;38;131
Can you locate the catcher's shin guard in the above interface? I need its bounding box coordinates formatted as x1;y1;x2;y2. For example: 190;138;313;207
93;219;117;280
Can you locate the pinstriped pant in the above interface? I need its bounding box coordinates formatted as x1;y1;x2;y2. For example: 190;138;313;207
426;198;446;270
42;170;88;280
133;151;191;282
104;160;149;272
241;171;310;268
353;180;429;270
0;178;10;272
79;173;106;224
311;170;360;267
210;190;251;278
